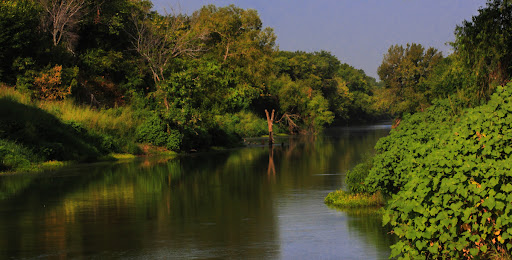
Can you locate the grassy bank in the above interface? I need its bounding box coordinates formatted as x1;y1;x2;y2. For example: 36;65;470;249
324;190;385;208
0;86;146;173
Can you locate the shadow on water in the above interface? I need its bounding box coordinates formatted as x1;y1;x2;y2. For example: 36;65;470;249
0;124;394;259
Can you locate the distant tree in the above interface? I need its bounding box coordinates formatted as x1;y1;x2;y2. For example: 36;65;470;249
453;0;512;99
377;43;442;116
337;63;382;122
194;5;276;63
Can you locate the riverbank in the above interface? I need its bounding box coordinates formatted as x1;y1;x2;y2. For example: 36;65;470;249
0;87;187;174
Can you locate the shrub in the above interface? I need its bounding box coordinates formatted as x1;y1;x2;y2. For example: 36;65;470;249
32;65;77;101
214;111;268;138
346;157;373;194
0;139;37;172
136;113;182;151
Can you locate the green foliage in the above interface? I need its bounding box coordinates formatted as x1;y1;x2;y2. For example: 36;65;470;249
214;111;268;138
454;0;512;100
274;74;334;133
364;98;460;196
270;50;382;132
305;94;334;133
346;157;373;194
80;49;124;76
0;0;389;163
0;139;37;172
0;0;42;84
377;43;443;116
337;63;383;123
136;112;182;151
421;55;473;101
378;84;512;259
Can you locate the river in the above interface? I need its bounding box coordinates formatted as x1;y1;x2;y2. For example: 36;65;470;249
0;124;395;259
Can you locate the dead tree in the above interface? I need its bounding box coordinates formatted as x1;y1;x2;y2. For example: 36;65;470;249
38;0;86;52
276;112;301;134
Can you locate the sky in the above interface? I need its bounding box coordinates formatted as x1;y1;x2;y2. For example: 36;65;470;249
151;0;488;79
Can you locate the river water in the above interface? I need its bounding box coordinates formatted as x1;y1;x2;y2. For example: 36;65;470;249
0;124;395;259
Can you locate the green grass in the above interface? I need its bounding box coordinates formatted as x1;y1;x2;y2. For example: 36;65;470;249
39;99;142;139
324;190;385;208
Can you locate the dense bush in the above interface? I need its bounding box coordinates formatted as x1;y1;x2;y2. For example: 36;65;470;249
135;112;182;151
0;139;36;172
364;98;460;195
381;85;512;258
345;157;373;194
214;111;268;138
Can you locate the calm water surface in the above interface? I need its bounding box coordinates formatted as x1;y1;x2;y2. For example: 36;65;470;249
0;124;395;259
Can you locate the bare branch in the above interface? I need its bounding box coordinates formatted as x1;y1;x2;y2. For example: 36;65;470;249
129;8;209;86
38;0;86;52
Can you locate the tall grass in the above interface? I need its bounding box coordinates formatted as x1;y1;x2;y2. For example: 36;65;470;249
0;86;142;139
39;100;142;139
0;85;31;104
0;86;144;173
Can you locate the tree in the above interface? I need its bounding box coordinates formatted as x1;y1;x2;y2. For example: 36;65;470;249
377;43;442;116
193;5;277;111
130;4;208;109
276;75;334;133
194;5;275;63
38;0;86;52
336;63;382;123
0;0;42;83
453;0;512;99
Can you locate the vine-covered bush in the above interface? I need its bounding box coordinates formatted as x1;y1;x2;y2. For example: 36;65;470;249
364;98;459;195
383;84;512;259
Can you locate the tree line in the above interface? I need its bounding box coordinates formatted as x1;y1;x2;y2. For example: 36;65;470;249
0;0;386;157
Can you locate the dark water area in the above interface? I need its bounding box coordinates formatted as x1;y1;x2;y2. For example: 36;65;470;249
0;124;395;259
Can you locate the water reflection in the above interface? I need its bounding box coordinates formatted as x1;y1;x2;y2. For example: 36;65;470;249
0;125;393;259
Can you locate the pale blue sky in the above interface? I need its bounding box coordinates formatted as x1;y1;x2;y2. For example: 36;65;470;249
152;0;487;79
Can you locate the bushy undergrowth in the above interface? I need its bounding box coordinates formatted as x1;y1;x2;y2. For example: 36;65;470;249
214;111;268;138
0;139;38;172
365;85;512;259
325;190;385;208
345;156;373;194
136;112;182;151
